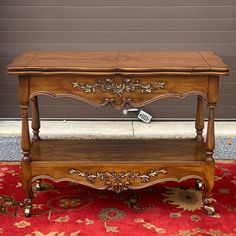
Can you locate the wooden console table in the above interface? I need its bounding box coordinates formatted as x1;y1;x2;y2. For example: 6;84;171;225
8;51;229;217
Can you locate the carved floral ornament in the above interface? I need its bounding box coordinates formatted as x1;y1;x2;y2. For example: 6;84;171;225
72;77;165;109
68;168;168;193
72;78;165;96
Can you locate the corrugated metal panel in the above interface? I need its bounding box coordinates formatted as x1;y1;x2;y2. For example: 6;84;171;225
0;1;235;119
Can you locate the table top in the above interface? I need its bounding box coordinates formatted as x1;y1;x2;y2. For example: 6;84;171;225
7;51;229;75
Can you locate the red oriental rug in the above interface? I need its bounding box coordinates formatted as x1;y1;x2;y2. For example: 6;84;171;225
0;161;236;236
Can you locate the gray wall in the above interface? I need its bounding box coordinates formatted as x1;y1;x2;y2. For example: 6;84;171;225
0;0;235;119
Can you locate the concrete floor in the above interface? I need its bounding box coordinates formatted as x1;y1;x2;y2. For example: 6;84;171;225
0;120;235;161
1;120;236;138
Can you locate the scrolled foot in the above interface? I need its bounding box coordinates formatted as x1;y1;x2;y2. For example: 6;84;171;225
196;179;204;191
203;198;215;216
24;198;32;217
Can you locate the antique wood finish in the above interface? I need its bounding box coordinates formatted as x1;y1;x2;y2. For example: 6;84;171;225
31;162;214;194
18;75;31;161
7;51;229;216
8;51;229;75
18;75;33;202
29;74;209;110
31;96;41;141
195;95;205;143
205;76;219;162
29;139;207;163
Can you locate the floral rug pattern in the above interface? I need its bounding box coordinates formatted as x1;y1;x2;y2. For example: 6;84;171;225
0;162;236;236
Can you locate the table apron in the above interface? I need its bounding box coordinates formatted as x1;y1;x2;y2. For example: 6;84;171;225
28;74;209;110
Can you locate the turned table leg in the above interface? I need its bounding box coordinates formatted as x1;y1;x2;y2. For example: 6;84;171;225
21;104;33;216
202;76;219;215
21;106;31;161
31;96;41;141
205;103;216;162
195;95;205;143
19;76;33;217
32;96;44;192
204;102;216;215
205;76;219;163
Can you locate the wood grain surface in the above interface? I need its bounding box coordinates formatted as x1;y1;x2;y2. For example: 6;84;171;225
7;51;229;74
30;138;206;163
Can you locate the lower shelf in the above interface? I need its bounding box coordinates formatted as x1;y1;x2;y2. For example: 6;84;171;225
30;138;207;163
25;138;214;193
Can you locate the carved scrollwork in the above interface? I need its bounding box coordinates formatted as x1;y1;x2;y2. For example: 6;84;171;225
72;78;165;96
68;168;168;193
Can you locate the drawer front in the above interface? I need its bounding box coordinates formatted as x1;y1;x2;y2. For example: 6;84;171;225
30;74;208;110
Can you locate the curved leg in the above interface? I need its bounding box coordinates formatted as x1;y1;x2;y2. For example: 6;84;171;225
202;177;215;216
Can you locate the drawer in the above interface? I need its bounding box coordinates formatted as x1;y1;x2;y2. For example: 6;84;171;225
29;74;208;110
124;74;208;106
